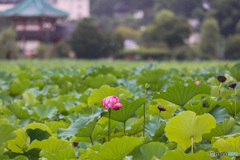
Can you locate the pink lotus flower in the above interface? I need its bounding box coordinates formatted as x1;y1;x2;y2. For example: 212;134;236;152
195;81;200;85
102;96;123;110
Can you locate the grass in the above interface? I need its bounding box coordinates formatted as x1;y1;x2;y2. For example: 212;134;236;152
0;59;236;72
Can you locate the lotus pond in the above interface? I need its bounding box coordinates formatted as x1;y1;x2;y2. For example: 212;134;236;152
0;60;240;160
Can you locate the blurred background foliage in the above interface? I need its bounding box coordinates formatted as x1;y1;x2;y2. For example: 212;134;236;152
0;0;240;60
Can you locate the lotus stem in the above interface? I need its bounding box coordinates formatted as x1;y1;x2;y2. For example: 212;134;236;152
218;83;222;97
108;108;111;141
234;93;236;120
191;136;194;154
123;121;126;136
143;103;146;136
90;136;93;146
198;106;202;115
158;110;160;121
143;88;147;136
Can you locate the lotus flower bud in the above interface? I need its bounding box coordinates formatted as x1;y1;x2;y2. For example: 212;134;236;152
228;82;237;89
217;76;227;83
202;100;209;108
73;142;79;147
157;105;166;111
145;83;151;90
195;81;200;85
102;96;123;110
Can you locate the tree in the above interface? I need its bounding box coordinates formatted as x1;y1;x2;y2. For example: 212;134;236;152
70;18;123;59
210;0;240;37
142;15;191;48
155;0;203;17
36;44;49;59
0;26;18;59
70;18;104;59
225;34;240;59
114;26;141;40
53;41;71;58
199;18;220;59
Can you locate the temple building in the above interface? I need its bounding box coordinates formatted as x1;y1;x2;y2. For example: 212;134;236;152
0;0;90;21
0;0;69;54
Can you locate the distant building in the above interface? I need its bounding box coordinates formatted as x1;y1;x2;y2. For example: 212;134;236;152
0;0;68;55
0;0;90;21
0;0;21;11
0;0;90;55
113;2;128;18
54;0;90;21
124;39;139;50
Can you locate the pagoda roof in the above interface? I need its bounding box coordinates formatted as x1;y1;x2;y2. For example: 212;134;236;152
0;0;68;18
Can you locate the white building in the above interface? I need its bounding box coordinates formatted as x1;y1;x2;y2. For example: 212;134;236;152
52;0;90;21
0;0;90;21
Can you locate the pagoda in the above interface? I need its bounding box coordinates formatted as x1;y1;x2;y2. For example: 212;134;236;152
0;0;68;55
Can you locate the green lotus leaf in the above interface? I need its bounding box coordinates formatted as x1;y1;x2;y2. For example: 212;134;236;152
203;118;236;140
153;82;211;107
0;123;16;145
150;99;180;119
75;124;104;143
218;99;240;116
226;63;240;81
209;106;230;123
213;137;240;155
75;116;98;137
22;92;39;106
145;116;166;137
89;136;143;160
207;74;234;86
9;78;31;96
184;97;217;115
32;105;57;120
165;111;216;150
24;123;52;134
126;118;142;136
0;144;4;155
132;142;168;160
0;118;9;124
58;108;101;138
0;155;9;159
26;128;51;143
96;117;120;138
45;121;68;133
7;101;31;119
90;124;105;141
28;136;73;154
84;74;117;88
0;92;13;105
161;148;212;160
102;97;147;122
88;85;133;107
211;125;240;143
40;147;76;160
11;155;29;160
163;142;178;150
136;69;167;91
211;86;234;98
8;128;28;153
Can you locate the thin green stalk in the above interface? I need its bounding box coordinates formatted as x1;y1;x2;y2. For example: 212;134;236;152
191;136;194;154
123;121;126;136
108;108;111;142
143;103;146;136
198;106;202;115
234;93;236;120
218;83;222;97
158;110;160;121
143;89;147;136
90;136;94;146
